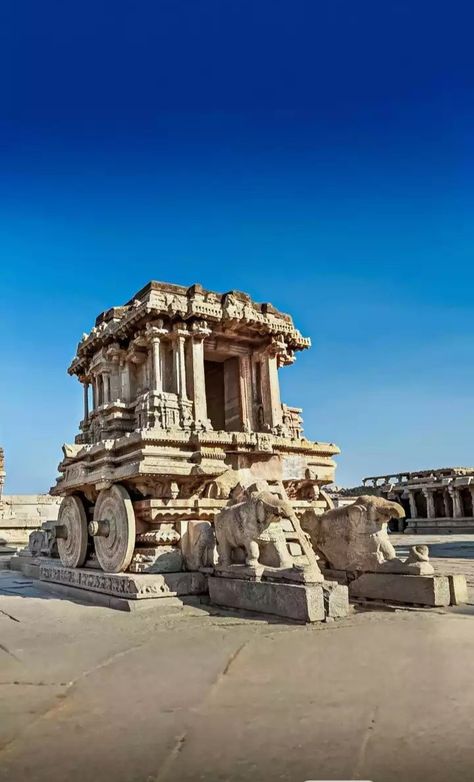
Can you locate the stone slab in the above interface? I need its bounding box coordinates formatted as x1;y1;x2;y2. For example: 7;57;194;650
349;572;451;607
37;580;207;612
10;554;57;573
208;575;326;622
16;562;41;579
321;567;349;585
39;563;207;600
448;574;469;605
322;580;350;618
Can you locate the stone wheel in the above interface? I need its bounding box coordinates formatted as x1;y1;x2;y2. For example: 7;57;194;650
57;495;89;568
92;484;136;573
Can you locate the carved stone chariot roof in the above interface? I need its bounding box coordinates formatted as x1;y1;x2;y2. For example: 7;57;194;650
69;281;310;375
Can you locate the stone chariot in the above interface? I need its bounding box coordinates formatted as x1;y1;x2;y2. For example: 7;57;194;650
49;281;339;577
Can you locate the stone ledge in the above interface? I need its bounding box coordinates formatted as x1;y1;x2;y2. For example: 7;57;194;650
448;574;469;605
37;581;207;612
38;563;207;600
208;576;345;623
349;572;451;607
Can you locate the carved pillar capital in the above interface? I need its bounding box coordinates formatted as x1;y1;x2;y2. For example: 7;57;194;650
190;319;212;340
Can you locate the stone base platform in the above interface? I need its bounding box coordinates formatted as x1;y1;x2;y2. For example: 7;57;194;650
208;576;349;623
323;567;468;607
38;582;210;612
10;559;208;611
9;553;53;579
406;517;474;535
39;562;206;597
322;570;467;607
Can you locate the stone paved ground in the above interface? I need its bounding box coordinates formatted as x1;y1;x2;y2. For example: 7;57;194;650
1;536;474;782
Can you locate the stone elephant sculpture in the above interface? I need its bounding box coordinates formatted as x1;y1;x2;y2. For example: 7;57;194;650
214;490;294;569
181;521;217;571
305;494;413;572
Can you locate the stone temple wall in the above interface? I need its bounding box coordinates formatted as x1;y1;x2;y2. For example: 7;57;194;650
0;495;61;549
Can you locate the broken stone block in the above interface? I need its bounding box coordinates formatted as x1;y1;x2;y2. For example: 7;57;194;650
322;580;350;618
448;574;468;605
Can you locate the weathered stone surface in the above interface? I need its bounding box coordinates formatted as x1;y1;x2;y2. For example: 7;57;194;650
208;575;326;622
448;574;469;605
0;494;61;547
38;581;203;612
322;580;350;618
42;280;338;583
363;467;474;533
180;520;216;571
304;495;434;576
349;572;451;606
128;546;183;573
39;563;207;600
214;487;323;581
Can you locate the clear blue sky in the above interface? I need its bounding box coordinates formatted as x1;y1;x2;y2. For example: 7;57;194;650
1;1;473;493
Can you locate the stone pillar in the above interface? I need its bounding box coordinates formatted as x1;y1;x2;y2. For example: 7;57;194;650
450;487;464;518
146;320;168;393
151;337;162;392
172;326;188;399
146;323;168;394
239;353;254;431
407;490;418;518
83;382;89;419
423;488;435;519
93;378;98;409
188;323;210;424
109;362;121;402
105;345;123;403
259;348;283;430
443;490;452;518
470;488;474;519
102;372;110;405
120;361;131;402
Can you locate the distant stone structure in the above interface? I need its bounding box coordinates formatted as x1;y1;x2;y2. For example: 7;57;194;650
0;448;61;550
18;280;348;621
363;468;474;533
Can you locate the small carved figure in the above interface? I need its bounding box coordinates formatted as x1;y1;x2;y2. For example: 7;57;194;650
304;495;433;574
214;490;294;569
27;524;59;558
181;521;217;571
29;530;46;557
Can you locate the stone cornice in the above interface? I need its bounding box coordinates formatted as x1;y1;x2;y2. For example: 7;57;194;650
68;280;310;375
